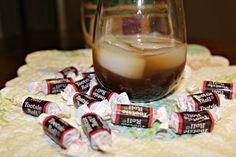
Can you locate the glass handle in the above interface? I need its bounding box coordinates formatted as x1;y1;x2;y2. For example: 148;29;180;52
80;2;93;47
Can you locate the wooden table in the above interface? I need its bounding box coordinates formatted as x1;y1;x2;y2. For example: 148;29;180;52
0;32;236;89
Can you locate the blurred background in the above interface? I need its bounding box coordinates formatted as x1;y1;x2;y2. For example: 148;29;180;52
0;0;236;88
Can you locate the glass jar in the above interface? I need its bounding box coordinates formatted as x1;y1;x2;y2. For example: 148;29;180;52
93;0;187;102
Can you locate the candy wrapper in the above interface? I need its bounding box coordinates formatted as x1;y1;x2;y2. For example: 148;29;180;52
61;76;91;102
29;78;74;95
169;107;221;135
81;112;112;152
55;66;81;78
38;114;88;155
70;89;131;121
64;139;90;157
186;80;236;99
177;92;220;112
71;95;112;152
21;97;63;117
73;93;112;120
202;80;236;99
111;103;168;128
87;84;130;106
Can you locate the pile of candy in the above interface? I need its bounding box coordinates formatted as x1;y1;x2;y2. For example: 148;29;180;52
18;65;235;156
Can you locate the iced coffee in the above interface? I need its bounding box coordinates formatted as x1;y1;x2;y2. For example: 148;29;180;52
93;35;187;102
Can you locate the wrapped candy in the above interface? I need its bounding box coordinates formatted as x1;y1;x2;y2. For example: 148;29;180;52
169;107;221;135
87;85;115;101
22;97;62;117
111;103;168;128
72;98;112;151
61;76;91;102
73;93;112;120
87;84;130;106
178;92;220;112
38;113;88;153
186;80;236;99
56;66;81;78
67;77;91;93
81;112;112;151
202;80;235;99
29;78;74;95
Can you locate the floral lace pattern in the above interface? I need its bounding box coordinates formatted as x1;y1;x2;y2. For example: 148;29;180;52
1;45;236;157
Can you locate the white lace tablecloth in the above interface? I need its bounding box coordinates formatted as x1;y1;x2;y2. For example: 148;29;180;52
1;45;236;157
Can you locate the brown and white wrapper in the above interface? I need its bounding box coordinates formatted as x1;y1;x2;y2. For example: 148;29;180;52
111;103;168;128
38;114;88;151
56;66;81;78
29;78;74;95
81;112;112;152
22;97;62;117
177;92;221;112
202;80;235;99
169;107;221;135
73;93;112;120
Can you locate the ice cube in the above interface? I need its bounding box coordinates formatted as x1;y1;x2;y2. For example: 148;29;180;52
96;43;145;79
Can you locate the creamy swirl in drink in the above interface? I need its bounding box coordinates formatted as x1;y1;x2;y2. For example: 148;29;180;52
93;35;187;102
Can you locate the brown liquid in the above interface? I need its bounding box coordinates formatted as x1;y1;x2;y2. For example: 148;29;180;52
93;36;186;102
93;55;185;102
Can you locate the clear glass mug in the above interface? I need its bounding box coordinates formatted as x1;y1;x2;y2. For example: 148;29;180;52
92;0;187;102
